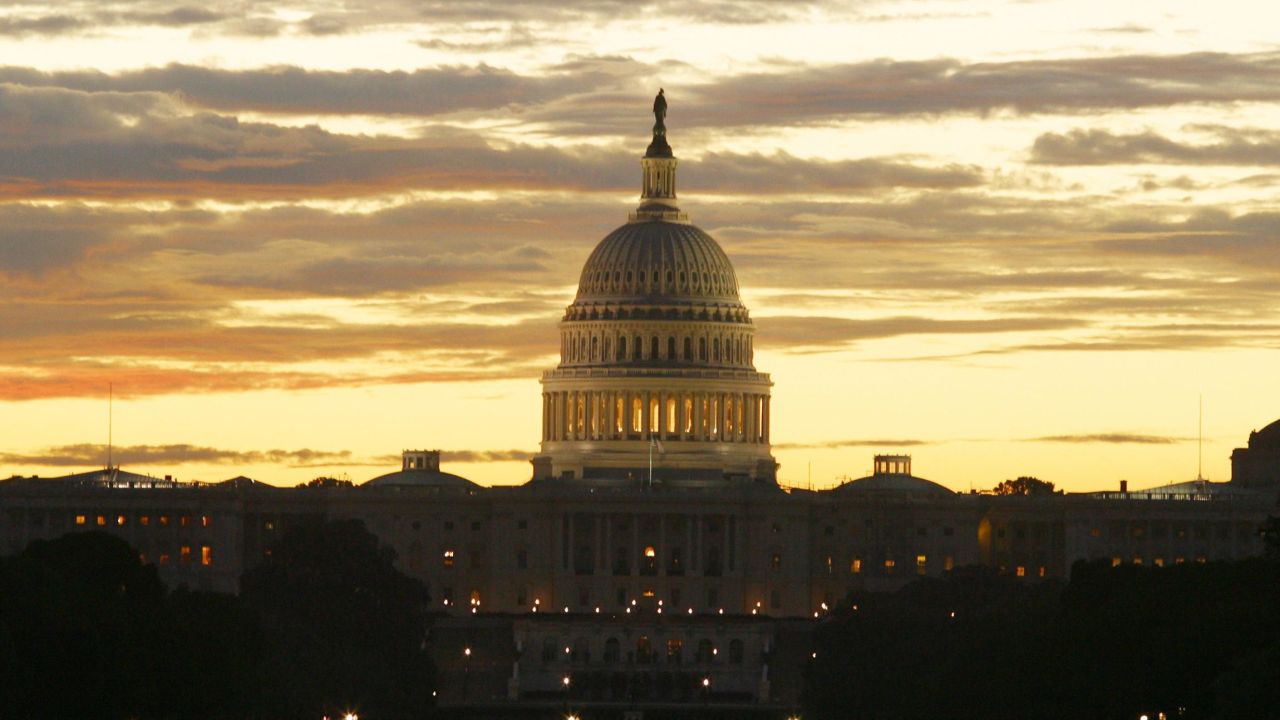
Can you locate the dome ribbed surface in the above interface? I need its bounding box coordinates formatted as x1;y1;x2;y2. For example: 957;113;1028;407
575;221;741;303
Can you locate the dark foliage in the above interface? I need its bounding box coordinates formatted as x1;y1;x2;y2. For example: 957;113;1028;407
0;522;435;719
805;559;1280;720
992;475;1061;495
240;518;435;720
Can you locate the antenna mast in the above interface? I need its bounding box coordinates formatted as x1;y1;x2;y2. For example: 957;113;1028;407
1197;395;1204;482
107;382;113;470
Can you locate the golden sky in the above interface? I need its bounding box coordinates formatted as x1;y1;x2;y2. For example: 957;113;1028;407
1;0;1277;491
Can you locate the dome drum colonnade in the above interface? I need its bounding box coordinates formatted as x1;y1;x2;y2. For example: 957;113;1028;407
532;91;776;484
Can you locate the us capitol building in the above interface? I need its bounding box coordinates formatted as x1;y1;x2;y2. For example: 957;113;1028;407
2;93;1278;717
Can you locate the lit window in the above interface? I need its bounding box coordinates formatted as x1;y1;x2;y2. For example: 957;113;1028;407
1038;566;1046;577
159;553;170;565
159;515;170;526
201;545;213;566
644;546;656;558
139;515;150;526
96;515;107;526
771;553;781;571
1153;558;1164;567
75;514;87;526
642;589;655;597
180;515;191;527
1111;557;1122;567
1133;557;1143;566
180;545;192;564
1089;527;1101;538
916;555;927;575
824;555;833;575
883;558;896;573
850;557;862;574
1016;566;1026;577
116;514;127;526
201;516;211;528
443;549;456;568
264;520;274;531
944;555;954;572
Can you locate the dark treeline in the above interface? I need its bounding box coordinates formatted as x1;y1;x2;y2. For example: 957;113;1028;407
0;521;436;720
805;556;1280;720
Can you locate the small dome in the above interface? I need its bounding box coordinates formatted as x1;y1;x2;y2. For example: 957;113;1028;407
363;468;478;490
834;473;953;497
574;221;742;304
1249;418;1280;449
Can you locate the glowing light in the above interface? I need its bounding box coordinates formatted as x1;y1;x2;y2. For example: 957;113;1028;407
562;675;571;687
702;677;710;687
343;713;358;720
464;647;471;657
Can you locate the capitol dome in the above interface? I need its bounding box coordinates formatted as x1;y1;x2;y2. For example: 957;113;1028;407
531;90;776;486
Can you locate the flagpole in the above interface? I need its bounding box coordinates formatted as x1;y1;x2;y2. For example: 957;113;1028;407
648;435;653;490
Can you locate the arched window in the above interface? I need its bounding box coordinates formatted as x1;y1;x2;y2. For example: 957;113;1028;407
631;397;643;433
542;637;558;664
699;337;707;361
637;636;653;664
633;336;642;360
683;337;693;360
728;639;744;665
603;337;611;360
713;338;720;362
650;336;659;359
572;637;590;663
590;336;598;362
696;639;714;663
604;637;621;663
617;336;627;361
667;336;676;359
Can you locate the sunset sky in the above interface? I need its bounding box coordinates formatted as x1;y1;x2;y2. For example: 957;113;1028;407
1;0;1277;491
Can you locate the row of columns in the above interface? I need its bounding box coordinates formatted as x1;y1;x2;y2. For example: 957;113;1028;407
542;389;770;445
562;512;737;579
561;330;754;367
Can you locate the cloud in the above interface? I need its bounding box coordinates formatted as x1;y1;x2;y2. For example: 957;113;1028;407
0;62;626;116
533;51;1280;133
755;315;1084;350
0;443;358;467
1024;433;1190;444
774;438;932;449
443;449;532;462
1031;127;1280;166
0;84;987;201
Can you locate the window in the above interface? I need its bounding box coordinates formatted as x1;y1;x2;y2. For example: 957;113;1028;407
637;636;653;664
542;638;557;663
201;515;211;528
650;336;658;359
604;638;621;663
139;515;150;526
667;337;676;359
770;553;782;571
75;514;87;526
444;521;454;531
728;639;744;664
697;639;714;663
115;514;128;526
96;515;107;526
916;555;927;575
180;545;192;564
850;557;862;574
518;519;528;530
944;555;954;572
180;515;191;527
517;588;527;606
443;549;456;568
617;336;627;360
683;337;693;360
666;639;683;664
158;553;171;565
1016;566;1026;577
201;545;213;566
884;558;896;573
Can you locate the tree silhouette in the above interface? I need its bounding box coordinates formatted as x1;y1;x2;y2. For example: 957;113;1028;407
992;475;1061;496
